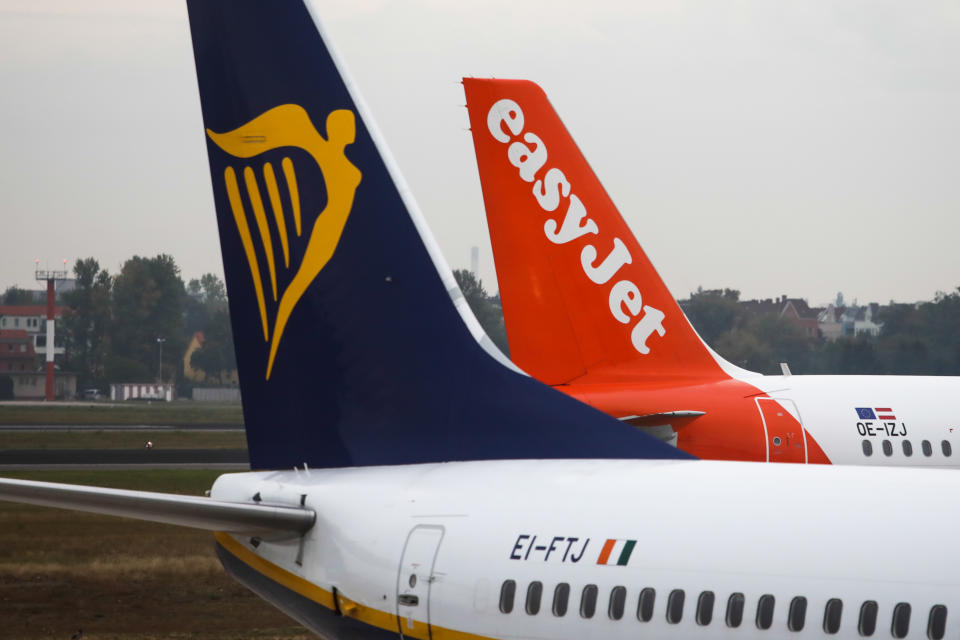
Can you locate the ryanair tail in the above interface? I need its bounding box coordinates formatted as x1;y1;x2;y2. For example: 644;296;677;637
186;2;690;470
463;78;733;386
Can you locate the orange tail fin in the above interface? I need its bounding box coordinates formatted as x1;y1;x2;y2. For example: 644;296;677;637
464;78;725;385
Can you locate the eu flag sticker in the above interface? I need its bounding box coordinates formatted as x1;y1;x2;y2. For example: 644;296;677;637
856;407;877;420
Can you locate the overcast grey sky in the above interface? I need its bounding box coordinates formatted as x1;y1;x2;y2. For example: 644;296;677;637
1;0;957;307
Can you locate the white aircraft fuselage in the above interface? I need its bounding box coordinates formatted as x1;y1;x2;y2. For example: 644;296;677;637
212;459;960;639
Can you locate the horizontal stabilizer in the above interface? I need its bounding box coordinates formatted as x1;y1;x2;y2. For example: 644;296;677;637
0;478;315;536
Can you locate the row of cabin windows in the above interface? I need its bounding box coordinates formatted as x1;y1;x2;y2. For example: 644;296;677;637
862;439;952;458
498;581;948;639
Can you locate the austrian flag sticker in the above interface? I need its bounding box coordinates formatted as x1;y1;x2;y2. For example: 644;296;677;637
597;538;636;566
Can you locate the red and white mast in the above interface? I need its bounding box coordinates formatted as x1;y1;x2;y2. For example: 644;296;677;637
35;259;68;401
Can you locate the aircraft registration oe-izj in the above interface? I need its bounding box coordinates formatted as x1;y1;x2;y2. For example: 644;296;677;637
2;2;960;640
463;78;960;468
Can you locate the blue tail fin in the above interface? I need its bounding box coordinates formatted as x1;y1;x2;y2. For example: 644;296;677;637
185;0;692;470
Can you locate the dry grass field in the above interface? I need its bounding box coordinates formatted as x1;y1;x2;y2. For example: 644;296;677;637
0;470;311;640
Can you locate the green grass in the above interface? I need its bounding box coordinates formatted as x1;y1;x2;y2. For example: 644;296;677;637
0;403;243;427
0;429;247;450
0;469;308;640
0;468;225;493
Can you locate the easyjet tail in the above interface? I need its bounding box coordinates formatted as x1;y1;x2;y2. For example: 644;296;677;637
464;78;960;467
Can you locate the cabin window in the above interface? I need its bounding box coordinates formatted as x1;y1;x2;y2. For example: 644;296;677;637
580;584;598;619
862;440;873;456
891;602;911;638
525;581;542;615
902;440;913;456
882;439;893;456
726;592;745;628
942;440;952;457
552;583;570;617
927;604;947;640
922;440;933;456
823;598;843;634
756;594;775;630
499;580;516;614
859;600;878;636
788;596;808;631
637;587;656;622
666;589;685;624
608;586;626;620
696;590;715;626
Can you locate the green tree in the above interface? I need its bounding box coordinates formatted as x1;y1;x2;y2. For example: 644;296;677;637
874;288;960;375
103;354;152;383
112;255;186;382
746;315;813;374
453;269;509;355
2;286;33;305
714;330;771;371
681;288;744;346
190;309;237;384
185;273;228;335
817;335;882;374
62;258;113;388
200;273;226;304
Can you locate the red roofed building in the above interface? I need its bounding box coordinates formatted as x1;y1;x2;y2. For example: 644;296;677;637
0;330;35;372
0;305;68;361
0;308;76;399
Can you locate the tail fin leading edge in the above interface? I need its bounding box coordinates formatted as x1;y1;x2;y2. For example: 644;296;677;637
464;79;726;385
186;2;691;469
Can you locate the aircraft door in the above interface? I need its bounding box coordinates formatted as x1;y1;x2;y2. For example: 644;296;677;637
756;397;807;463
397;525;444;640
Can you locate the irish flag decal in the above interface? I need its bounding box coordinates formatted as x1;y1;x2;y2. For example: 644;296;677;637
596;538;636;566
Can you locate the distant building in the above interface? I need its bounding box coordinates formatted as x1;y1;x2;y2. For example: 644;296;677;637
0;305;68;362
0;329;36;373
22;280;76;304
739;297;783;318
779;298;821;339
847;303;883;337
740;295;822;339
817;304;845;341
0;329;76;399
110;383;175;402
684;291;887;343
818;302;883;340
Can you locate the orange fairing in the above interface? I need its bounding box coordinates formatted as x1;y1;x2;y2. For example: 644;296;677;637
464;79;725;386
562;380;769;462
561;380;830;464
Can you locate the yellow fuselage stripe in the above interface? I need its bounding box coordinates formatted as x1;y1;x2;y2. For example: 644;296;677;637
213;532;493;640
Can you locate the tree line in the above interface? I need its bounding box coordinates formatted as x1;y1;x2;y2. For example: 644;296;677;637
681;288;960;375
5;263;955;389
3;256;234;391
447;278;960;376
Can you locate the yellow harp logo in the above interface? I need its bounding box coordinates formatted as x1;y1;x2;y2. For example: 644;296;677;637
207;105;362;380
